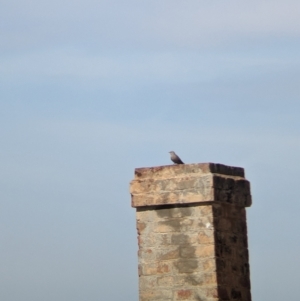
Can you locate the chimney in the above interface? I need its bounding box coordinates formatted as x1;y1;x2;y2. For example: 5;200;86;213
130;163;252;301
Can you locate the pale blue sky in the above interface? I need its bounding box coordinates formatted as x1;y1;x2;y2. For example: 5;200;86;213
0;0;300;300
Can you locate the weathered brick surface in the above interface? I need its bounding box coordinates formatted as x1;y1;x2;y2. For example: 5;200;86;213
213;203;251;301
130;163;252;301
130;163;251;207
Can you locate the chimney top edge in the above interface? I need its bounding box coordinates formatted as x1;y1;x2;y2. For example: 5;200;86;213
134;163;245;179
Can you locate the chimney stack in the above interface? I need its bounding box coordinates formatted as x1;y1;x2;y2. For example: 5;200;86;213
130;163;252;301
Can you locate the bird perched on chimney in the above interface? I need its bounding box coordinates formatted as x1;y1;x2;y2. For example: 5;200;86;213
169;151;184;164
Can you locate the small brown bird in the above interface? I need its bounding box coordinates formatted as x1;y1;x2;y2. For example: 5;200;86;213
169;151;184;164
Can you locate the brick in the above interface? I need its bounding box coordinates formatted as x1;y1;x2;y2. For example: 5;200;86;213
156;247;180;261
136;221;147;234
156;207;193;219
197;205;214;216
215;218;233;231
157;276;174;287
197;230;215;244
178;218;196;232
141;262;171;276
173;289;211;301
155;233;172;245
138;232;156;248
202;258;217;272
171;234;191;245
218;287;230;300
179;246;197;258
195;245;215;258
154;219;182;233
137;209;156;222
173;259;200;273
176;272;217;286
175;289;193;300
241;289;252;301
206;287;219;298
138;248;156;262
139;275;157;290
239;276;251;288
231;288;242;299
140;289;172;301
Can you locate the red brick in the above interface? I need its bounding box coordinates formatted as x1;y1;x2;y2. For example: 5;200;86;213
176;289;193;300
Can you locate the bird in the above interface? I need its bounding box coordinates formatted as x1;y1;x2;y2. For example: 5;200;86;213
169;151;184;164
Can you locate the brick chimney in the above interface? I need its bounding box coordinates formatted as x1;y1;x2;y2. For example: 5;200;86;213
130;163;252;301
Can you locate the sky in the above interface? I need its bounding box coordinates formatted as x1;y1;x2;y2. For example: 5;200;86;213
0;0;299;300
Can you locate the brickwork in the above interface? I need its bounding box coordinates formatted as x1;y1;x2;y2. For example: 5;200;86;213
130;163;252;301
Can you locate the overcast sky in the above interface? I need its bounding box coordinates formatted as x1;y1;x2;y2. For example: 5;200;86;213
1;0;300;300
